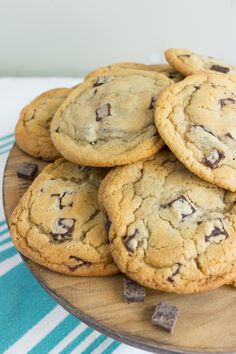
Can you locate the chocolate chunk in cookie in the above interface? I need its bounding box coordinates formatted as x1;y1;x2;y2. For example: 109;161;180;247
51;218;76;243
95;103;111;122
205;149;225;169
205;219;229;243
124;229;141;252
210;65;230;74
67;256;92;271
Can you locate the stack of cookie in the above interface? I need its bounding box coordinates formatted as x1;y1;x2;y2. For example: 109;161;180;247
10;48;236;295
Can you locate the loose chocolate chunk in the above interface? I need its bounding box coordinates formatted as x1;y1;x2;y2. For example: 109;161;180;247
192;124;215;137
205;219;229;243
67;255;92;271
95;103;111;122
167;263;181;283
205;149;225;169
161;195;196;221
220;97;236;108
152;302;179;333
16;162;38;180
124;229;140;252
104;212;111;233
93;76;109;87
210;64;230;74
51;218;76;243
149;96;157;110
178;54;191;58
123;277;145;303
51;191;73;209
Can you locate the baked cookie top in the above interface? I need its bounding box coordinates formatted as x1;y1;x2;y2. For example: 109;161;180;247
10;159;119;276
155;73;236;191
51;69;172;167
99;149;236;293
15;88;71;161
165;48;236;77
85;62;183;83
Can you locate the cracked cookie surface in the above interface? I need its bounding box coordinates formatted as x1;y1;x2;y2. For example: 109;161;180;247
155;73;236;191
15;88;71;161
85;62;183;83
99;149;236;293
51;69;172;167
165;48;236;77
10;159;119;276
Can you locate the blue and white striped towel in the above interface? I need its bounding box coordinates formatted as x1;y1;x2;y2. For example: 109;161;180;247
0;78;147;354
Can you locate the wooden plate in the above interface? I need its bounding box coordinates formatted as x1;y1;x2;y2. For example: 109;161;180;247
3;144;236;354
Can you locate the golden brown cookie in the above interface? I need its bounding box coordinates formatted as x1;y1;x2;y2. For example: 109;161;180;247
51;69;172;167
155;73;236;191
10;159;119;276
15;88;70;161
99;149;236;294
165;48;236;77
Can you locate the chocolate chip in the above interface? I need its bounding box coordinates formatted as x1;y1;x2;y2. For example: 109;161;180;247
123;277;145;303
161;195;196;221
104;212;111;233
51;218;76;243
55;127;60;133
178;54;191;58
167;263;181;283
205;149;225;169
51;191;73;209
90;140;97;146
95;103;111;122
152;301;179;333
205;219;229;243
124;229;140;252
220;97;236;108
210;65;230;74
93;76;109;87
149;96;157;110
67;255;92;271
194;85;200;90
192;124;215;137
226;132;235;140
16;162;38;180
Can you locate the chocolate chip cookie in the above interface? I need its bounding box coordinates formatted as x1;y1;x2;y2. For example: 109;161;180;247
15;88;71;161
99;149;236;293
51;69;172;167
165;48;236;77
85;62;183;83
10;159;119;276
155;73;236;191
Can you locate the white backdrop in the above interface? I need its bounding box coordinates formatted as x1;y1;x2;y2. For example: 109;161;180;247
0;0;236;76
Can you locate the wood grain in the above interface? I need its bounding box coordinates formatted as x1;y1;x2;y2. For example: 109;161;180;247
3;144;236;354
